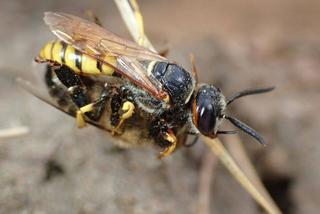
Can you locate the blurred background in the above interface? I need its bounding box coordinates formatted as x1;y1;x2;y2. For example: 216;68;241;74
1;0;320;213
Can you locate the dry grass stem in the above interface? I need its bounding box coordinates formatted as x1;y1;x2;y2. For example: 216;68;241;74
226;133;281;213
197;150;218;214
202;136;281;214
0;126;30;139
114;0;156;52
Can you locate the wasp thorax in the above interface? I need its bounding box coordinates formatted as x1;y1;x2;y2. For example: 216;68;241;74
192;85;226;137
151;62;194;105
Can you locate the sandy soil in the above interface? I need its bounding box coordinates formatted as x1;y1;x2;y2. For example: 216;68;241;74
1;0;320;213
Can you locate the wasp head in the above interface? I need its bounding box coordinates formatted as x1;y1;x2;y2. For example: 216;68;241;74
191;85;226;138
191;84;274;145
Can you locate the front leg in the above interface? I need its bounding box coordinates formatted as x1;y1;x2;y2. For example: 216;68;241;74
149;118;178;159
158;129;177;159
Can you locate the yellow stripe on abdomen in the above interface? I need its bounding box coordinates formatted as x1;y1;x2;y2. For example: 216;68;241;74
39;40;55;61
80;54;116;75
38;40;117;76
100;56;116;75
51;41;63;64
81;54;101;74
63;45;81;73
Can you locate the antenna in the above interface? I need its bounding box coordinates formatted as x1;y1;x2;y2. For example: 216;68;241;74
223;115;266;145
226;87;275;106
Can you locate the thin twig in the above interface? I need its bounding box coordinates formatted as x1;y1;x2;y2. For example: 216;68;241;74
202;136;281;214
197;150;218;214
114;0;156;52
225;133;281;213
0;126;30;139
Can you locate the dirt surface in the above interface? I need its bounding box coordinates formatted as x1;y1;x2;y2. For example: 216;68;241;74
1;0;320;213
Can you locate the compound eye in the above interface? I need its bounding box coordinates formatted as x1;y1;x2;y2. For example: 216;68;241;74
192;90;217;136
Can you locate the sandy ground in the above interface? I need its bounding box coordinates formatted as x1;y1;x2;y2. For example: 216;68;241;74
1;0;320;213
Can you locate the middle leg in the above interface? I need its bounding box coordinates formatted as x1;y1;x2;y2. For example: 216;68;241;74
110;88;136;135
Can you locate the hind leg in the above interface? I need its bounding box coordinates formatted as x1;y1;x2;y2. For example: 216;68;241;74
75;89;108;128
45;65;71;107
48;64;107;127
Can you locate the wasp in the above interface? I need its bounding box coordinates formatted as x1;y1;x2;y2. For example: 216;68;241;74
34;12;273;159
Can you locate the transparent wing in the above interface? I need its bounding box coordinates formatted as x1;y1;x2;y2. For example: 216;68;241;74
44;12;168;99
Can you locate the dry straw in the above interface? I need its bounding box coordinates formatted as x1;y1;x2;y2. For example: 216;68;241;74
0;126;29;139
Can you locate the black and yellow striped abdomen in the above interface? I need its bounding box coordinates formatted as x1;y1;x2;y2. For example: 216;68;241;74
38;40;116;76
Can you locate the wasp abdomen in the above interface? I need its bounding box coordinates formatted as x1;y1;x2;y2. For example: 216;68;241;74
38;40;116;76
151;62;194;105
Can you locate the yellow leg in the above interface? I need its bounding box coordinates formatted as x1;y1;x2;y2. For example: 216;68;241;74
129;0;145;45
112;101;135;135
76;103;95;128
158;131;177;159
